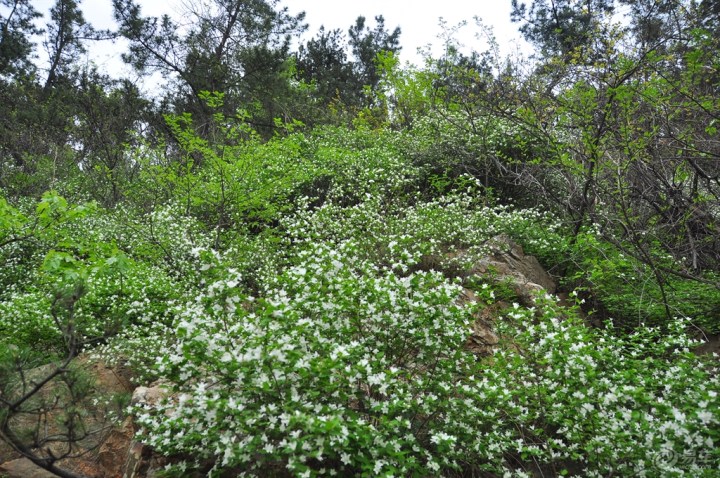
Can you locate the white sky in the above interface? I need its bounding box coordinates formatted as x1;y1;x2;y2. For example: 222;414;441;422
22;0;530;85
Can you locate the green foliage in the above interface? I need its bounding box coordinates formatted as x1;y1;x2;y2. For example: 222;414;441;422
0;195;27;239
0;0;43;78
135;99;314;237
3;1;720;473
564;230;720;333
0;192;188;356
0;292;61;353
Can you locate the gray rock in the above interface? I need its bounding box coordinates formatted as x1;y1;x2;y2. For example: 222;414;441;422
0;459;59;478
473;234;556;303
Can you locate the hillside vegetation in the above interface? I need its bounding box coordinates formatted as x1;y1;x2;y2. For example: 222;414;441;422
1;0;719;476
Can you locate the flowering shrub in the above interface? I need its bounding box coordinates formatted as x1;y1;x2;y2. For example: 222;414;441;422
485;298;719;477
0;291;61;353
282;187;567;280
94;234;282;382
72;261;181;339
135;241;483;476
299;126;421;209
132;238;719;476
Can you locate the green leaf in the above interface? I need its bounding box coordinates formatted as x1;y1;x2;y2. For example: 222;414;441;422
102;250;132;276
36;191;68;225
0;197;27;235
42;250;85;283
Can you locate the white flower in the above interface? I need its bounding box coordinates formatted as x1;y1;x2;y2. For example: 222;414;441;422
430;431;456;444
697;410;713;425
672;408;687;423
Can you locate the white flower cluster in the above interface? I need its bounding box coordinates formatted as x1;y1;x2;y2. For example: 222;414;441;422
133;239;486;476
129;230;719;477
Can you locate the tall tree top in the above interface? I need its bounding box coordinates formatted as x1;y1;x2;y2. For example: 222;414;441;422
0;0;43;79
510;0;614;59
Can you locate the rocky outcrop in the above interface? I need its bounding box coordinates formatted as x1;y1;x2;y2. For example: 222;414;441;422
472;234;556;302
96;418;135;478
462;235;557;356
0;362;159;478
0;459;59;478
0;417;156;478
460;288;502;356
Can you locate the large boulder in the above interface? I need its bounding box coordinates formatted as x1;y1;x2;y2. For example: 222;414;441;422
461;235;557;356
471;234;556;303
0;358;138;478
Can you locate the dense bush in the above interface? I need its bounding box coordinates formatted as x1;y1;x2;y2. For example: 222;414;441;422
84;182;712;477
129;235;719;476
2;125;719;477
562;230;720;334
